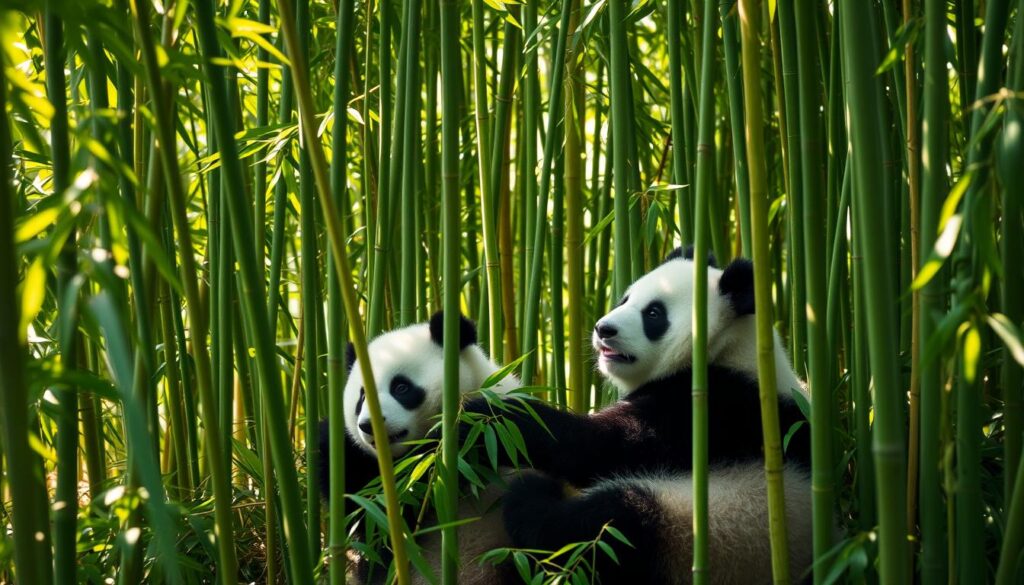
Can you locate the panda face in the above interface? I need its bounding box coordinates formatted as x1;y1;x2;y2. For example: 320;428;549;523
342;311;503;458
343;323;446;457
593;255;754;394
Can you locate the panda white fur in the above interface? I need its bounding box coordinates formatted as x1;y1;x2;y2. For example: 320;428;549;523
461;249;813;584
317;311;519;585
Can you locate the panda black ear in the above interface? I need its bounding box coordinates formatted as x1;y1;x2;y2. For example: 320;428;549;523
345;342;357;374
429;310;478;350
665;245;717;268
719;259;755;315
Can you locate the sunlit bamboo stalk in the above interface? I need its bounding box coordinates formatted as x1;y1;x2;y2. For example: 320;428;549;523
738;1;791;581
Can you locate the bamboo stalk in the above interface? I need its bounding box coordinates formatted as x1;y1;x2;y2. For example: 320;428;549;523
329;0;356;579
609;0;635;296
737;2;791;581
839;2;908;582
918;1;949;581
0;46;55;585
792;1;833;576
439;0;464;578
43;12;80;582
691;1;717;581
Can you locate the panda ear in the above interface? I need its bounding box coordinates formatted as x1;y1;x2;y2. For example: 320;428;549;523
719;259;755;315
345;342;357;374
428;310;478;350
664;245;717;268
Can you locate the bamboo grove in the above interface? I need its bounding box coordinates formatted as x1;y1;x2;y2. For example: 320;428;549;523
0;0;1023;583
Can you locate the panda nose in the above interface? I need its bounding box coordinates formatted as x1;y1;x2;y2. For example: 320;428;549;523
595;322;618;339
358;420;374;435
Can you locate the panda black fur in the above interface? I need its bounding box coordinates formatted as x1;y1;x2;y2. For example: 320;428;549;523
461;250;813;584
317;311;519;584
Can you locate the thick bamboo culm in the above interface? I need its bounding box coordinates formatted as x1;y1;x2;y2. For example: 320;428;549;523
3;1;1024;584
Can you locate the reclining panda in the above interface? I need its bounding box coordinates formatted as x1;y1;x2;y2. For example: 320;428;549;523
462;249;814;584
318;311;519;584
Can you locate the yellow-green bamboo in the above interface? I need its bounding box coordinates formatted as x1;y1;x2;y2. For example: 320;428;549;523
738;1;791;581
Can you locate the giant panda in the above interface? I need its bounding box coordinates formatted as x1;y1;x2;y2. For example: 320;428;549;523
460;249;814;584
317;310;519;584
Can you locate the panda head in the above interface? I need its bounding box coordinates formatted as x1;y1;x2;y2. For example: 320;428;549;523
592;247;756;394
343;311;497;457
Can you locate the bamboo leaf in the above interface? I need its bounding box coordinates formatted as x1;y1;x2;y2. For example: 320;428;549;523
987;314;1024;366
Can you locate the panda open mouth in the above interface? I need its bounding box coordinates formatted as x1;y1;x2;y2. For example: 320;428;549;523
598;345;637;363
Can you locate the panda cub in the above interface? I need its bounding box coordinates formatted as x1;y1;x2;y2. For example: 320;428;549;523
462;249;813;584
318;311;519;585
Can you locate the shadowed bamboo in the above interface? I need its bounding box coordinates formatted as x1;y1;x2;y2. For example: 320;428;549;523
738;1;791;581
668;0;692;245
840;2;908;582
918;1;948;581
953;1;1011;581
43;12;80;583
792;2;833;576
719;0;750;257
0;47;54;585
329;0;356;580
997;0;1024;551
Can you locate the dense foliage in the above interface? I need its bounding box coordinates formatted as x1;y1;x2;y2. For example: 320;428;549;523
0;0;1022;583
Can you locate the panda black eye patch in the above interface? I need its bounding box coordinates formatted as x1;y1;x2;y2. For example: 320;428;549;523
389;375;426;410
641;301;669;341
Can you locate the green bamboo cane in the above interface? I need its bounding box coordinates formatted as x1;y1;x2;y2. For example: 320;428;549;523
609;0;634;296
691;0;717;581
737;1;792;582
399;0;423;328
775;0;806;378
295;0;323;559
998;0;1024;526
791;2;833;577
551;127;567;408
368;0;394;337
273;0;412;582
487;18;519;363
329;0;356;579
159;279;194;497
719;0;750;257
439;0;463;578
193;1;320;582
668;0;692;245
918;1;948;581
520;0;573;385
473;0;503;357
520;0;539;340
255;0;270;275
42;12;80;581
565;0;585;411
903;0;922;544
993;25;1024;580
839;2;908;582
953;2;1010;581
0;49;55;585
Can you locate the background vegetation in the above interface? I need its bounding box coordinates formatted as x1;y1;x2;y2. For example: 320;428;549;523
0;0;1022;583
